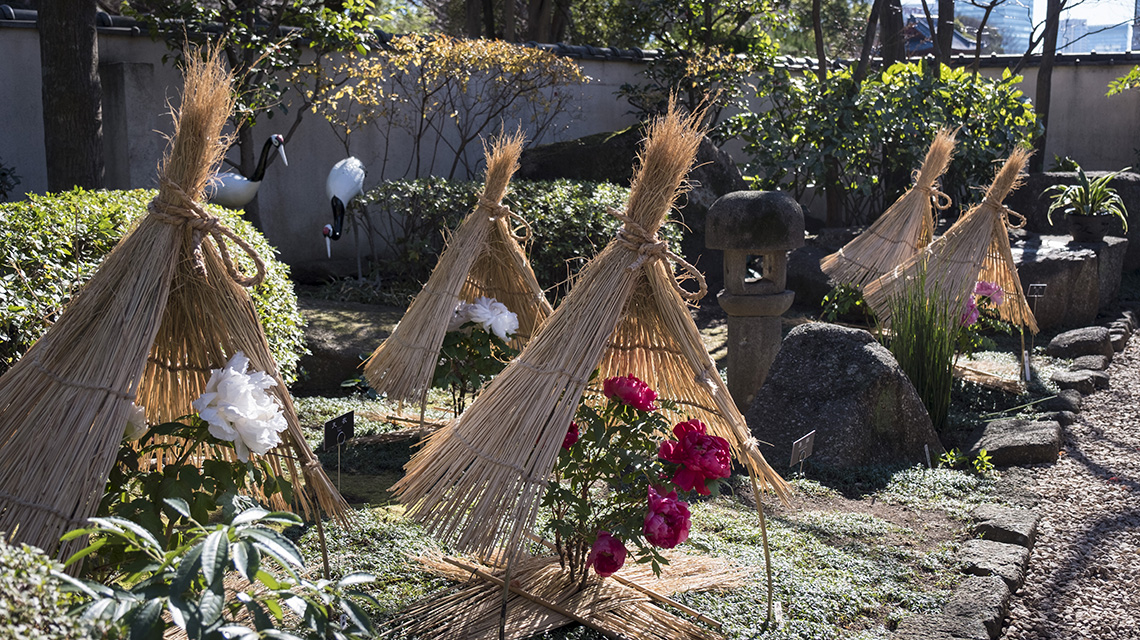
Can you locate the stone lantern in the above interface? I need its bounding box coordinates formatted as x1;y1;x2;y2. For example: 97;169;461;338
706;191;805;410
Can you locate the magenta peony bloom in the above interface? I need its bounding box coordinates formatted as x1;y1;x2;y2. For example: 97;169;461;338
659;419;732;496
960;296;980;327
602;375;659;412
563;422;580;450
644;487;692;549
974;280;1004;307
587;531;627;577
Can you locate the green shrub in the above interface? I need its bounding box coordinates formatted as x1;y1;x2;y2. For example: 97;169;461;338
725;62;1040;224
0;536;98;640
357;178;683;301
0;188;307;381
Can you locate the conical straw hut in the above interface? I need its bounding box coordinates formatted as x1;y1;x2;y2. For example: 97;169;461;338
862;148;1038;333
392;102;790;565
820;128;956;287
0;48;347;560
363;131;553;403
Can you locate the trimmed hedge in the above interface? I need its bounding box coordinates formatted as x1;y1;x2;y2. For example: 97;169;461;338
358;178;684;300
0;189;307;381
0;536;98;640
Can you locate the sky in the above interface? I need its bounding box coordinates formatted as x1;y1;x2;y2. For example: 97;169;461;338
1037;0;1132;26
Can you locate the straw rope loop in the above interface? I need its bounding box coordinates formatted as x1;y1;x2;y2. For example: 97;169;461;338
608;208;708;302
147;179;267;287
478;195;531;242
912;171;953;210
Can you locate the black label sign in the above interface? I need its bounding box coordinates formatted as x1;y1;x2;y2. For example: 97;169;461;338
323;411;355;451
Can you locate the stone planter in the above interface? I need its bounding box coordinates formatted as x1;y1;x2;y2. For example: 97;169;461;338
1067;214;1115;243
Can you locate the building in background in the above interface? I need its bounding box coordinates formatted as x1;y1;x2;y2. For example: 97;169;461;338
901;1;1034;55
1057;19;1129;52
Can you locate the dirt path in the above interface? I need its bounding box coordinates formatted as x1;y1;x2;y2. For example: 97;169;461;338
1003;337;1140;640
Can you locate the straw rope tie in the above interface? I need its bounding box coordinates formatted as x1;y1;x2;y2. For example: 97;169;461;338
0;489;86;527
28;356;135;399
450;427;548;487
608;208;707;302
478;195;531;242
148;180;267;287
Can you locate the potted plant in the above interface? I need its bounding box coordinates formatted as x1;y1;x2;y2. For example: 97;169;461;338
1044;164;1131;242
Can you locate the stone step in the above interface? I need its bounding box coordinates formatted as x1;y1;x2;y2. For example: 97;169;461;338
967;419;1062;467
958;538;1032;591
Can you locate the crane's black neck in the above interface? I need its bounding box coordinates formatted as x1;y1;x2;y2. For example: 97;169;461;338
250;137;276;182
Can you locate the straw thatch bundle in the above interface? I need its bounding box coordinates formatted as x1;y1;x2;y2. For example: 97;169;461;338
862;148;1038;333
392;103;790;563
363;131;553;402
820;129;956;287
391;551;749;639
0;48;346;560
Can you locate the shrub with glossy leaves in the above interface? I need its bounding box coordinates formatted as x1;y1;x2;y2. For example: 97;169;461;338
725;62;1040;224
0;189;307;381
357;178;682;301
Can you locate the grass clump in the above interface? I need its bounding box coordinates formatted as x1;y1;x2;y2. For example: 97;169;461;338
883;269;960;431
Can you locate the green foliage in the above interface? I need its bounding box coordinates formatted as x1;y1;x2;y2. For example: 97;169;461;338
1044;164;1131;232
127;0;380;133
615;1;777;132
0;537;100;640
58;507;377;640
1107;64;1140;97
314;32;587;179
355;178;680;301
0;189;307;381
0;155;19;202
820;283;874;324
431;325;517;416
726;62;1040;224
883;270;961;432
938;447;995;476
89;417;293;583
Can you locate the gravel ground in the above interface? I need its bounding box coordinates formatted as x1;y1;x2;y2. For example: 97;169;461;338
1003;337;1140;640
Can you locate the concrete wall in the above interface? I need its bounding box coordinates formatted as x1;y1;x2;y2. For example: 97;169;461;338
4;19;1140;268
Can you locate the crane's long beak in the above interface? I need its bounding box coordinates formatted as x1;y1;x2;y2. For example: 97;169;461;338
326;235;331;259
278;145;289;167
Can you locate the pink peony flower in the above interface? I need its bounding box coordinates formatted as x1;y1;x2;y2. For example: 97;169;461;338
659;419;732;496
602;375;659;412
960;296;980;327
643;486;691;549
974;281;1005;307
563;422;579;450
587;531;627;578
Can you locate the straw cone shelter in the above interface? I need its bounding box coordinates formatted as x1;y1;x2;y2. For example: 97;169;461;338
392;104;790;565
0;50;346;560
862;148;1039;333
820;129;956;287
363;131;553;403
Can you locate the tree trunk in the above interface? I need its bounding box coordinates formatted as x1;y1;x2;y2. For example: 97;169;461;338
466;0;482;38
482;0;496;38
936;0;954;65
1032;0;1062;172
504;0;516;41
879;0;906;65
39;0;104;191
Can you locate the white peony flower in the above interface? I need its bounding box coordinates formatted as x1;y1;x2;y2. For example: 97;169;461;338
462;296;518;341
124;403;149;441
486;302;518;341
191;351;288;462
447;302;472;332
465;297;498;327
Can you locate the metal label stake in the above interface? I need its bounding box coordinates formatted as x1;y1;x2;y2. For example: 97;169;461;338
1025;284;1047;382
789;430;816;475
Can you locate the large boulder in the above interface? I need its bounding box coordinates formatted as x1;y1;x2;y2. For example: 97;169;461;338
744;323;943;470
518;126;747;298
